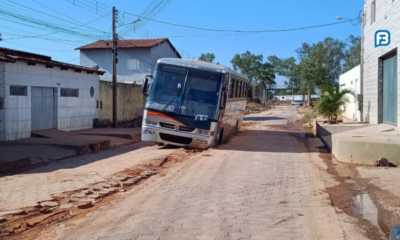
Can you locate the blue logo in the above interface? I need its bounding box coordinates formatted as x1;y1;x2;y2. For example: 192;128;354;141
375;30;391;47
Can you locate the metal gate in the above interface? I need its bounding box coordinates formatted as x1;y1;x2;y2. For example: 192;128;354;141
31;87;54;130
382;55;398;125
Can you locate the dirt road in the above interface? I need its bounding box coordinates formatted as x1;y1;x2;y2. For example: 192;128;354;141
30;105;380;239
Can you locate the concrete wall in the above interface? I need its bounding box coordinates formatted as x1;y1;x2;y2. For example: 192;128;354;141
0;62;5;141
99;80;146;121
4;61;99;141
80;41;180;84
339;65;361;121
363;0;400;127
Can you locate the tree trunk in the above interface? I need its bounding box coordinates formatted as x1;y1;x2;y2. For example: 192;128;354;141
307;89;312;107
252;85;256;102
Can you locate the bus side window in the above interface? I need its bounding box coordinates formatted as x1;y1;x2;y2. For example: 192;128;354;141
236;80;239;98
232;79;236;98
230;79;234;98
240;81;244;98
238;81;241;98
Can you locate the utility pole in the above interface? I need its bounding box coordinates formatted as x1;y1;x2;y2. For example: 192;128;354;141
112;6;118;128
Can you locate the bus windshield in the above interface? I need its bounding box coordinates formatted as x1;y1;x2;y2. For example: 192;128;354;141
146;64;222;120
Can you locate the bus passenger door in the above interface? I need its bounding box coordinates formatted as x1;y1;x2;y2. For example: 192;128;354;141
216;73;229;143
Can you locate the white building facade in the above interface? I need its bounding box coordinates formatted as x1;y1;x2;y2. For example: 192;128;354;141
339;65;361;121
275;95;320;101
77;38;181;84
0;48;104;141
362;0;400;128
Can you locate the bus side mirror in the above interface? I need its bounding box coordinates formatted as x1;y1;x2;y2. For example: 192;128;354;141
142;75;152;96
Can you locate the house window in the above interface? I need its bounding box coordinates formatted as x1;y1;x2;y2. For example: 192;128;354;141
371;0;376;24
10;85;27;96
127;59;139;70
61;88;79;97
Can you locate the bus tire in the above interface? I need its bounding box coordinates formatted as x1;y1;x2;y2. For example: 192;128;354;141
233;121;239;136
217;129;224;144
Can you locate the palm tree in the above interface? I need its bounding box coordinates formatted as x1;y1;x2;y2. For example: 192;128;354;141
315;85;353;123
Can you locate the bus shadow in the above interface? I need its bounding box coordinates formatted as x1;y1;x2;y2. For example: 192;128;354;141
217;130;323;153
244;116;286;121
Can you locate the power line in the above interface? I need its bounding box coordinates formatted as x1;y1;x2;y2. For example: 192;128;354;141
121;13;357;33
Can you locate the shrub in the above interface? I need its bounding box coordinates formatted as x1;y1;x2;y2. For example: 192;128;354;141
315;85;353;123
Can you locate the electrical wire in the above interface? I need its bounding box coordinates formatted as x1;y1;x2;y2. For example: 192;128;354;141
121;12;357;33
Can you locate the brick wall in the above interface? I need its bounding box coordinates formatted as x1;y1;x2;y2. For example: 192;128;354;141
0;62;5;141
363;0;400;128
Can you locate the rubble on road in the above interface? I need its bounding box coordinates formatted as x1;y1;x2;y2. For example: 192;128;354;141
245;102;272;115
374;157;397;167
40;201;59;208
0;148;203;239
76;201;93;209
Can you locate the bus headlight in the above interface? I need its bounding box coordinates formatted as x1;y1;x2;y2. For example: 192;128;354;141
197;129;209;135
145;119;157;125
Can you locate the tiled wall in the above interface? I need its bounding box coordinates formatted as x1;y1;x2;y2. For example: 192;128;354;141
4;61;99;141
363;0;400;127
0;62;5;141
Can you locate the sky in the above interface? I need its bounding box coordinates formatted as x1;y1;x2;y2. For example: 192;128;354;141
0;0;363;85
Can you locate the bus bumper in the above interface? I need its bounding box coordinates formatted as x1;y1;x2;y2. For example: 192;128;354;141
141;124;215;149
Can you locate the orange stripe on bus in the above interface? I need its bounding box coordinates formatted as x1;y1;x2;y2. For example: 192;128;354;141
147;111;186;126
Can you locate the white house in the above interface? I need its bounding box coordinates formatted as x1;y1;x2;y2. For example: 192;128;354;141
0;47;104;141
362;0;399;128
77;38;181;83
339;65;361;121
275;95;320;102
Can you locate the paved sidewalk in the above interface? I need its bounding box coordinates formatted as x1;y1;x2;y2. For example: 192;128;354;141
0;142;175;214
0;128;141;172
39;106;351;240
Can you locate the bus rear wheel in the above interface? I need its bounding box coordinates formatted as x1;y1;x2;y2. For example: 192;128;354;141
233;121;239;136
214;129;223;147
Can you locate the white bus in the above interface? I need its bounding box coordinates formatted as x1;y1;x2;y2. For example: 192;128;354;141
141;58;249;149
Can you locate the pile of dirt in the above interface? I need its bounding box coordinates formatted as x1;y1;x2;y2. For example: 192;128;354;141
245;102;272;115
239;122;257;132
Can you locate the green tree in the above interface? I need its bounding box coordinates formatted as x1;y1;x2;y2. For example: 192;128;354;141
255;62;276;104
199;53;216;63
315;85;353;123
296;37;346;84
298;56;328;106
230;51;263;84
343;35;361;72
268;55;301;93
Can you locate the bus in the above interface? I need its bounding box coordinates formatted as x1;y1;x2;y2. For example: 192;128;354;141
141;58;249;149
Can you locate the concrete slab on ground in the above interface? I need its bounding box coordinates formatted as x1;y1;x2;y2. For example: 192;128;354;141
0;144;76;168
5;136;111;154
31;129;72;139
74;128;141;141
331;124;400;165
1;128;141;172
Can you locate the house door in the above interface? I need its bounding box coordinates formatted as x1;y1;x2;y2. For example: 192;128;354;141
382;54;398;125
31;87;54;130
